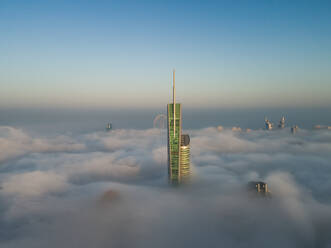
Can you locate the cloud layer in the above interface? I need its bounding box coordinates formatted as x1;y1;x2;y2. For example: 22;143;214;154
1;126;331;247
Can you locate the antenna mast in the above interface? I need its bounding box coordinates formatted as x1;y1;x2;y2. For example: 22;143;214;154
173;69;176;138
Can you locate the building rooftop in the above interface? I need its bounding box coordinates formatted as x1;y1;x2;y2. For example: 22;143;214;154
247;181;270;196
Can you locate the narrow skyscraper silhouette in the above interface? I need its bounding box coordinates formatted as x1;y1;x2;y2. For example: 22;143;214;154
167;70;190;184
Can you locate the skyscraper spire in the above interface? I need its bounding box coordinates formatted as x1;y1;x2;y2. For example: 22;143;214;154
167;69;190;185
173;69;176;138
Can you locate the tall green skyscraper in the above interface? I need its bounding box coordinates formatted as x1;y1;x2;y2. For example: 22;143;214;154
167;70;190;185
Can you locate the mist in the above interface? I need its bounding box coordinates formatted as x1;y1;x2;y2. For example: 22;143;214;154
1;107;331;135
1;121;331;247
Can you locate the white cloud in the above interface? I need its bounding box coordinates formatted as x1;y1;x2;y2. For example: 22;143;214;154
1;126;331;247
0;126;85;163
1;171;68;197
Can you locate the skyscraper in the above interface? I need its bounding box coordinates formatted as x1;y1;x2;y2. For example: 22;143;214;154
278;116;285;129
180;134;190;182
265;118;273;130
248;181;271;197
167;70;190;185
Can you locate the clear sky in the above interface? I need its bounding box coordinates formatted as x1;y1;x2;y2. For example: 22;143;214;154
1;0;331;109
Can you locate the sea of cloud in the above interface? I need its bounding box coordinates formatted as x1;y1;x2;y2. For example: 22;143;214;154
1;125;331;247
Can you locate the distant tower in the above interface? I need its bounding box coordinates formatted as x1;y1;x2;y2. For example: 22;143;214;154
265;118;273;130
278;116;285;129
291;125;298;134
106;123;112;132
167;70;190;185
248;181;271;197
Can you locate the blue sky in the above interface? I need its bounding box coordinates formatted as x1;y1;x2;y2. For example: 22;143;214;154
1;0;331;109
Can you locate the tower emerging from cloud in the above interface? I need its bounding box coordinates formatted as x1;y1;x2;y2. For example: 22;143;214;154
167;70;190;184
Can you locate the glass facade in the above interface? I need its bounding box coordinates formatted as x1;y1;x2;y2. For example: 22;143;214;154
179;143;190;182
167;103;182;184
167;104;190;185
